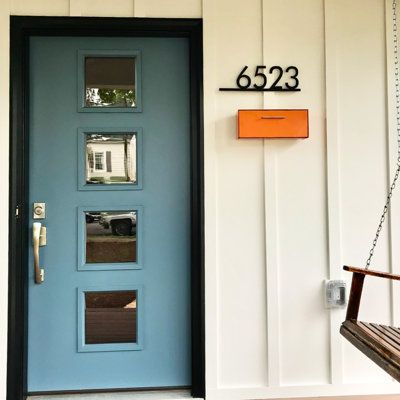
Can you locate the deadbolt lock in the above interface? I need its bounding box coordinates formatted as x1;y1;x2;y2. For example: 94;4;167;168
33;202;46;219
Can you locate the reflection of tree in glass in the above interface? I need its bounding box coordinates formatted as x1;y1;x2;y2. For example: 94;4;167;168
86;88;135;107
98;89;135;107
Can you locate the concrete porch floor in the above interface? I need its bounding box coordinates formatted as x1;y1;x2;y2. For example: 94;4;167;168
28;389;201;400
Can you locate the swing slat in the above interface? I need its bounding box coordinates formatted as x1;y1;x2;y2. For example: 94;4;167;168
341;320;400;382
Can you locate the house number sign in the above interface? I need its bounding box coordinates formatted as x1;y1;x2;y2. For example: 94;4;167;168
219;65;301;92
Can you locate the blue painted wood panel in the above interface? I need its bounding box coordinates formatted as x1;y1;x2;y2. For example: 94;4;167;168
28;37;190;391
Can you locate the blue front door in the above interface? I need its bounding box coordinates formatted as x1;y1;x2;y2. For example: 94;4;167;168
28;36;191;392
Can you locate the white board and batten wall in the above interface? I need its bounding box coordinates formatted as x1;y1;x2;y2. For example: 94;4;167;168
0;0;400;399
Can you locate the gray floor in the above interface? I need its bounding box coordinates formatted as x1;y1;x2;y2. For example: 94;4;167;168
28;389;199;400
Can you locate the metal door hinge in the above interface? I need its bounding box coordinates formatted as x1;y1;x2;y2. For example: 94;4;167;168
15;206;20;218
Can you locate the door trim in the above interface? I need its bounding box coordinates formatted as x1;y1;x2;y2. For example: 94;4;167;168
8;16;204;400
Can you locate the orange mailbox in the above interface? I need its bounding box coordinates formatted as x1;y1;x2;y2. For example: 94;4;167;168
237;109;309;139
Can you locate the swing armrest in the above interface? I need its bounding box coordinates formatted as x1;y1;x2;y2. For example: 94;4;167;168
344;266;400;281
343;265;400;321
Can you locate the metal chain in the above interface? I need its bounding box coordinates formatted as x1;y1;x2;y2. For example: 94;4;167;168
365;0;400;269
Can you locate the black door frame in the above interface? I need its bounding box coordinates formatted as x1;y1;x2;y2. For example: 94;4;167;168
8;16;204;400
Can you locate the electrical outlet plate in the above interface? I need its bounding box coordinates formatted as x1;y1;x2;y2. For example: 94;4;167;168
325;279;347;309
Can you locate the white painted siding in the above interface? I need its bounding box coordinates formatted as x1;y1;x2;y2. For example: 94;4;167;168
214;0;268;389
88;141;136;182
263;0;330;386
326;0;393;385
0;0;399;399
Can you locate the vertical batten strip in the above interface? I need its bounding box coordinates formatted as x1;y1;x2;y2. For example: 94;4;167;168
385;0;400;328
262;0;281;388
324;0;345;385
263;145;281;387
69;0;81;16
202;0;219;395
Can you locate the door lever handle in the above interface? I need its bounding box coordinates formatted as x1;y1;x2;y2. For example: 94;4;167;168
33;222;46;284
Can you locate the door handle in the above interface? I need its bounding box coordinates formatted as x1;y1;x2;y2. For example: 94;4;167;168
33;222;46;284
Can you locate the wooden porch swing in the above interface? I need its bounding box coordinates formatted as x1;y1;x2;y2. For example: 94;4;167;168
340;266;400;381
340;0;400;382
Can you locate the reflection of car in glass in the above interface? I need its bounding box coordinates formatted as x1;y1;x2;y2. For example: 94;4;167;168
85;212;101;223
99;212;136;236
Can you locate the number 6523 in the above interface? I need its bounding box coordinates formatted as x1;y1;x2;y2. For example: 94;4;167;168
236;65;299;90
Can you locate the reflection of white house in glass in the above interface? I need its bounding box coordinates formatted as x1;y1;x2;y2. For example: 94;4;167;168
86;134;136;184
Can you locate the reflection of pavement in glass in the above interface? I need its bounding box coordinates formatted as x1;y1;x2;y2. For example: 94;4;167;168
86;239;137;263
87;236;136;242
85;222;137;263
